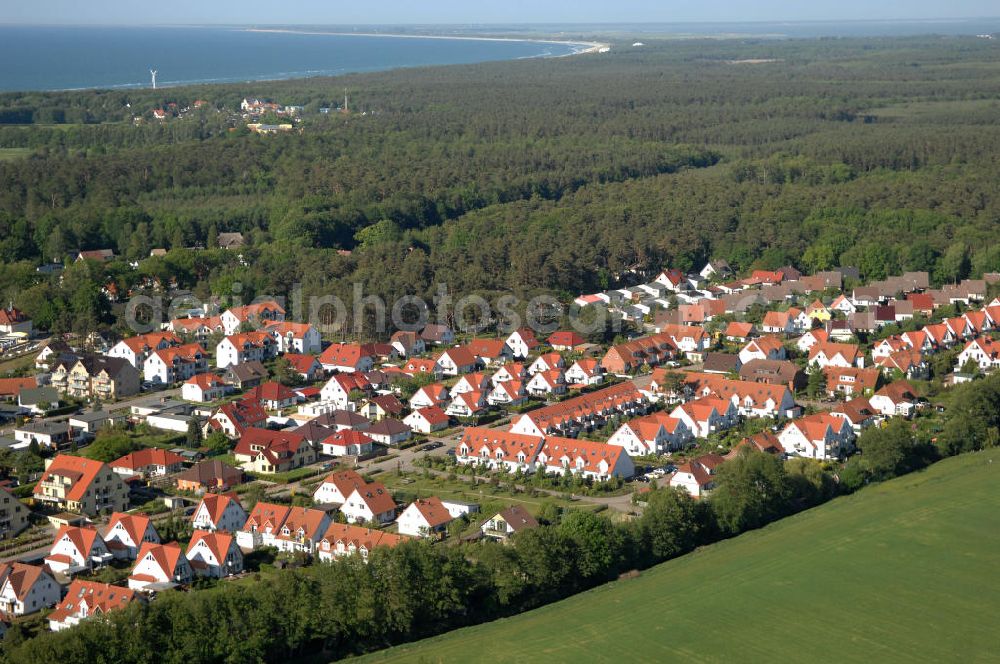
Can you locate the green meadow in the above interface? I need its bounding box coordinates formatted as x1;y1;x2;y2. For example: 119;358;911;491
360;451;1000;663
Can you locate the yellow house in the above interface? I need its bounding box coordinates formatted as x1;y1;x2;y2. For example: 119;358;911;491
806;299;832;322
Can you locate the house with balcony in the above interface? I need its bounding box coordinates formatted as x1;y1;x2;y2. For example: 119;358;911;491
51;355;140;400
33;455;129;516
44;526;114;575
186;530;243;578
144;343;208;384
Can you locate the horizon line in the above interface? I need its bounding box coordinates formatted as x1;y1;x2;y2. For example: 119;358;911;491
1;17;1000;28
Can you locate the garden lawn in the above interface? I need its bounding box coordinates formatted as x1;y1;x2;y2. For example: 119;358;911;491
359;451;1000;663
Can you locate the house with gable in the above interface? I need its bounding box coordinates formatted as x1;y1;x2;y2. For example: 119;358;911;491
236;502;290;549
215;332;277;369
106;332;181;369
313;469;366;506
420;323;455;346
340;482;397;525
607;412;692;455
487;380;529;407
0;563;60;616
564;359;604;386
206;399;268;438
535;437;635;480
480;506;539;543
320;429;375;457
191;492;248;533
779;413;855;460
103;512;160;560
505;328;540;359
128;542;193;591
455;427;544;473
264;321;322;354
738;335;786;365
182;373;228;402
669;454;725;498
45;526;113;575
526;370;567;396
397;497;454;539
809;341;864;369
318;343;375;374
270;506;331;554
436;346;479;376
403;406;450;434
409;383;450;410
669;397;739;438
317;523;409;563
220;301;285;335
48;580;136;632
186;530;243;578
320;372;372;410
144;343;208;384
233;428;315;474
870;381;921;417
34;455;129;516
390;330;426;357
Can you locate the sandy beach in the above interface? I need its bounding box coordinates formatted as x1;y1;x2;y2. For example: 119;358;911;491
242;28;609;56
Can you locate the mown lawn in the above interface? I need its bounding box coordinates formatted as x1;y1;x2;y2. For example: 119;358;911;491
359;451;1000;663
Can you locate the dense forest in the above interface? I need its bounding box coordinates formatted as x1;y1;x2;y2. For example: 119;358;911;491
1;36;999;338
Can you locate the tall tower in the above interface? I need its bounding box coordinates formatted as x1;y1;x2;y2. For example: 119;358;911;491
150;69;158;90
344;87;348;112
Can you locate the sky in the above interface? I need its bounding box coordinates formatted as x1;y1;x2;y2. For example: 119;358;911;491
0;0;997;26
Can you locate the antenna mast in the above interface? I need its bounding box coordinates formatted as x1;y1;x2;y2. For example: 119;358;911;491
344;87;348;112
150;69;158;90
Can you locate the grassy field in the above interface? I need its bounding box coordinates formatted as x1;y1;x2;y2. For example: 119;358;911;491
359;451;1000;663
0;148;31;161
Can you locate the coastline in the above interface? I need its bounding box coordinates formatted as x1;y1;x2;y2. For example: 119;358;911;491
241;27;609;56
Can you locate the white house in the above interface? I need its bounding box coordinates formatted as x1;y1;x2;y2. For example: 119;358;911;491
403;406;450;434
215;332;277;369
505;328;540;359
182;373;228;402
340;482;397;525
264;321;322;354
410;384;450;410
320;373;371;409
312;470;366;506
103;513;160;560
396;497;454;538
487;380;528;407
143;343;208;384
564;359;604;386
0;563;60;616
128;542;193;590
526;370;567;396
186;530;244;578
320;430;375;456
669;454;725;497
669;397;738;438
45;526;113;575
778;413;854;460
534;438;635;481
191;493;248;533
607;413;692;455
